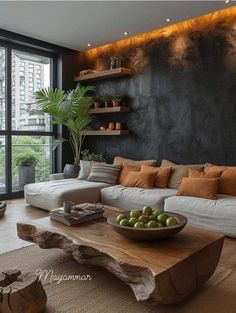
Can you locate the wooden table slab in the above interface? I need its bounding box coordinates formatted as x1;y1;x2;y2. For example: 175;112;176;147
17;207;224;305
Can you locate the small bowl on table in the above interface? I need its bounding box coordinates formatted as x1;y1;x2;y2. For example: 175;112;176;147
107;212;187;241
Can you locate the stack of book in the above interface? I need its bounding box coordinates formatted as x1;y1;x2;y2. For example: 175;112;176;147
50;203;104;226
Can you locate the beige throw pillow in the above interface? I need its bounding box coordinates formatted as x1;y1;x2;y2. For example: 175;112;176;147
78;160;92;180
113;156;157;167
161;159;204;189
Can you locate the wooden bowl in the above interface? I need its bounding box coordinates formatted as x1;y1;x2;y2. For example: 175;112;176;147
107;211;187;241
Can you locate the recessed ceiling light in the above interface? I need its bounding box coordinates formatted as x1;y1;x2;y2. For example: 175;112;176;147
225;0;230;3
124;31;129;36
166;18;171;23
87;43;91;47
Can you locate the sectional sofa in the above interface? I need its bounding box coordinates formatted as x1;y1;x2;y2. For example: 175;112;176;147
24;157;236;238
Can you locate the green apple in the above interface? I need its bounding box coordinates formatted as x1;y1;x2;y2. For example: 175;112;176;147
129;217;138;227
138;215;150;224
153;210;162;218
142;206;153;215
134;222;145;228
166;217;178;227
149;215;155;220
147;221;159;228
119;219;130;227
116;214;127;223
157;222;163;228
130;209;142;219
157;213;169;225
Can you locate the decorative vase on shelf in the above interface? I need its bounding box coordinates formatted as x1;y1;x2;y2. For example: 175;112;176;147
94;100;102;109
63;164;80;178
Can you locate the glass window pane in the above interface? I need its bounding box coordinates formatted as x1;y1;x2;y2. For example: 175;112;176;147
0;136;6;194
12;50;51;131
0;47;6;130
12;136;52;192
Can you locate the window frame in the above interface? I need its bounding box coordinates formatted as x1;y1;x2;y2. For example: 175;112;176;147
0;41;57;200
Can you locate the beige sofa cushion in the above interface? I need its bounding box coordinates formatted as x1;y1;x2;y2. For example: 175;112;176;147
25;179;110;211
164;194;236;238
113;156;157;166
161;160;204;190
101;185;176;211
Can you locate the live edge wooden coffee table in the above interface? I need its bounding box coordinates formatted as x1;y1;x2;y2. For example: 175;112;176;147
17;206;224;305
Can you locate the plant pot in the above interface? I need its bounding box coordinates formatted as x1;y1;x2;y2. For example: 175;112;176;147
19;165;35;190
104;101;110;108
94;101;102;109
112;99;121;107
63;163;80;178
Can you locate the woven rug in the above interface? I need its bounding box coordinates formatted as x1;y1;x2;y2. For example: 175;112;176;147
1;245;236;313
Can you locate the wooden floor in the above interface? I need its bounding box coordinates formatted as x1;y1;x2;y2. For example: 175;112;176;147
0;199;236;272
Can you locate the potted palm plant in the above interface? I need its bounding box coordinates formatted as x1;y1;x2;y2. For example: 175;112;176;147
15;150;38;189
35;85;95;178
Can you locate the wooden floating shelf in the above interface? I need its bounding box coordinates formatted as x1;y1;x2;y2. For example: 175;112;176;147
82;130;129;136
74;68;131;82
91;106;129;114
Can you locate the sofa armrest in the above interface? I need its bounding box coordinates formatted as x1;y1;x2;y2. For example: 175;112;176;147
49;173;65;181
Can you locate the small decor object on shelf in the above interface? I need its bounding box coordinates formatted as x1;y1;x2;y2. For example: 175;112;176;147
110;57;116;69
116;122;123;130
93;97;103;109
50;203;104;226
108;122;115;130
112;95;122;107
79;69;97;76
100;126;106;131
0;201;6;218
0;270;47;313
110;57;124;69
101;94;112;107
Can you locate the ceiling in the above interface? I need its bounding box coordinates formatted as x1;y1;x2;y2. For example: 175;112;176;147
0;1;235;51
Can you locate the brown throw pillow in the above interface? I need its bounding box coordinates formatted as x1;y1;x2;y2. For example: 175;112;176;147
207;165;236;196
122;172;156;189
140;164;172;188
113;156;157;167
176;177;220;200
188;169;222;178
118;164;140;184
161;160;204;190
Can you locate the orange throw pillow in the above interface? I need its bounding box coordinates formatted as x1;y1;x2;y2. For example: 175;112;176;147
207;165;236;196
176;177;220;200
188;169;222;178
122;172;156;189
118;164;140;184
141;165;172;188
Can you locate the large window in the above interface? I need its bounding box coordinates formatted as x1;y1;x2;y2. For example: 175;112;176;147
0;45;55;198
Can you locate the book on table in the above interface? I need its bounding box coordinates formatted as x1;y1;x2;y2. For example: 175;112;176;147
50;203;104;226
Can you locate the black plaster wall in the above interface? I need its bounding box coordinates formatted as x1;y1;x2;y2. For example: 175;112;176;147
81;10;236;165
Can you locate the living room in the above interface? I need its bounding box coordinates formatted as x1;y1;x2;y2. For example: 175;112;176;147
0;1;236;312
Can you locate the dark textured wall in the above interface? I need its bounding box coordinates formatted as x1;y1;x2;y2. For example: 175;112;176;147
80;7;236;165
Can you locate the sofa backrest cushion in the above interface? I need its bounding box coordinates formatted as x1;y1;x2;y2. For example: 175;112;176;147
161;160;204;190
176;177;220;200
206;165;236;196
188;169;223;178
140;164;172;188
87;163;122;184
78;160;92;180
113;156;157;167
122;171;156;189
118;164;141;184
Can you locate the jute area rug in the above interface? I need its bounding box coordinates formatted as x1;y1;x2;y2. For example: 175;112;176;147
1;245;236;313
